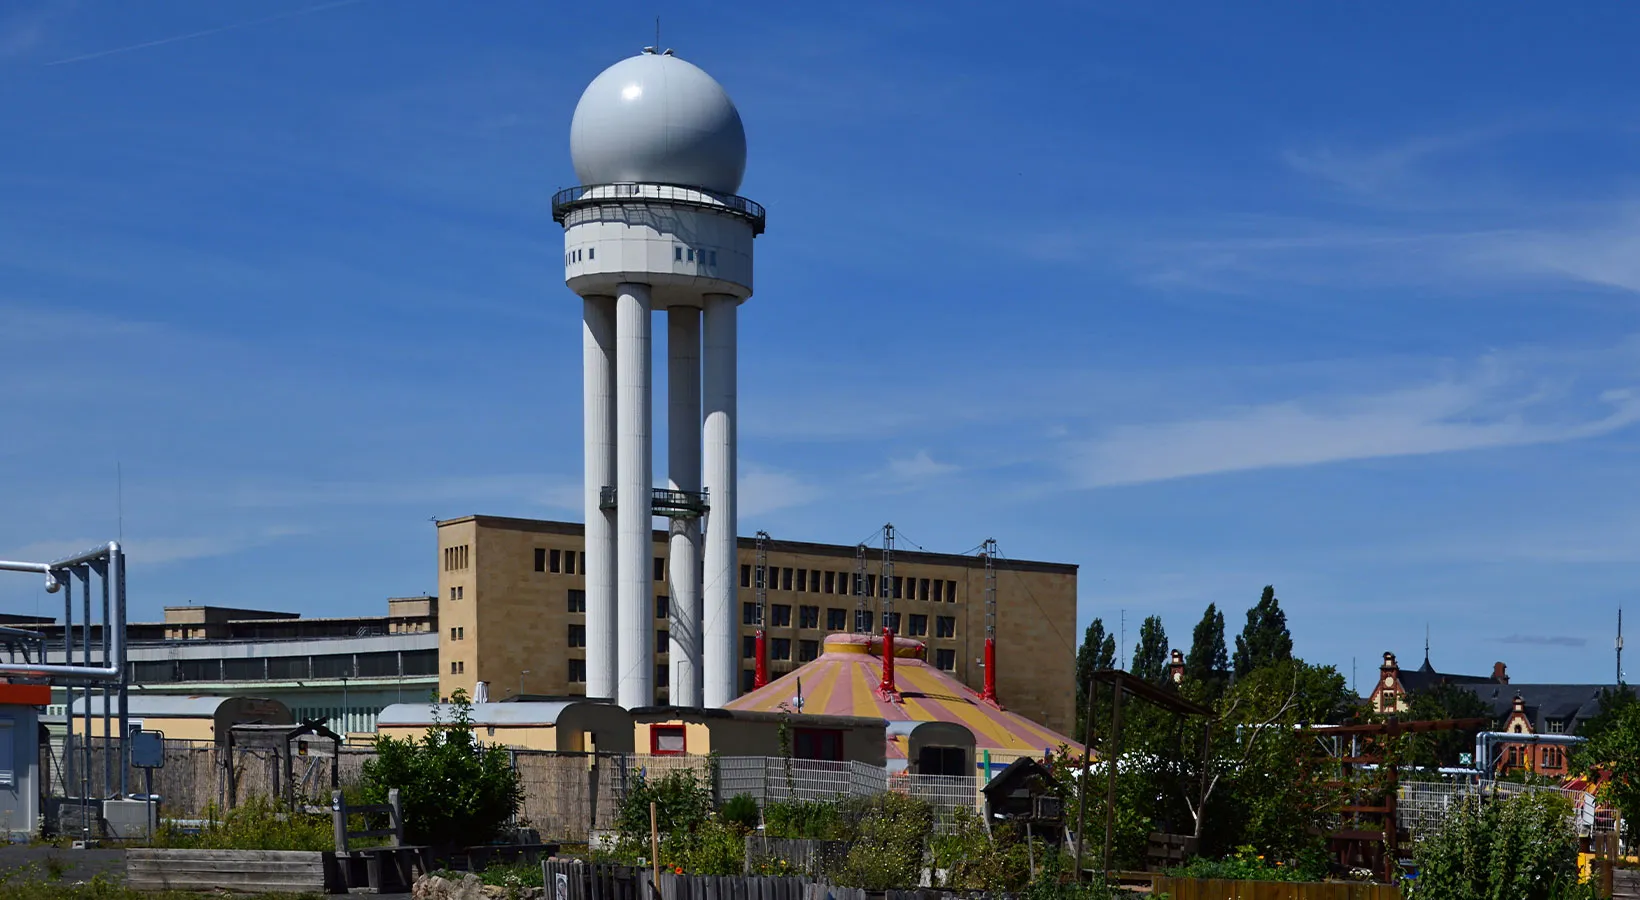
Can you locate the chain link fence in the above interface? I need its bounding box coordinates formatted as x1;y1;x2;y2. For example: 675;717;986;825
1397;779;1611;839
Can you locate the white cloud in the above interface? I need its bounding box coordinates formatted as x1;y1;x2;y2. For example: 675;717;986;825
886;450;958;480
1065;375;1640;489
740;465;822;517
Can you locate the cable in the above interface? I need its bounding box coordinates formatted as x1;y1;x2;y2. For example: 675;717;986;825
992;545;1078;658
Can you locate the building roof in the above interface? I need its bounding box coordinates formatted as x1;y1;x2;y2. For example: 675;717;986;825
725;633;1082;759
67;694;285;718
377;700;608;728
1459;682;1638;732
439;515;1077;574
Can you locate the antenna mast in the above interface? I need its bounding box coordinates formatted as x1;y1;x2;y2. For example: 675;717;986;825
1618;608;1625;687
980;538;1000;705
753;531;769;689
877;523;900;700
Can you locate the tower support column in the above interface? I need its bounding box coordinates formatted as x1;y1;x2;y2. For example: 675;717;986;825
616;282;654;708
667;306;704;708
702;293;738;707
583;295;617;701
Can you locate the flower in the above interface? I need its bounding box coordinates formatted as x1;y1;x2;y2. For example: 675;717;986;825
673;866;684;874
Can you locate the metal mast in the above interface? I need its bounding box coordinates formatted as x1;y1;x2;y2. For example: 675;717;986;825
753;531;770;689
980;538;1000;705
1619;608;1625;687
877;523;900;700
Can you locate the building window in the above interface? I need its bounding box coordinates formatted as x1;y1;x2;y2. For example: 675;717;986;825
549;549;562;573
657;630;669;654
579;551;586;573
823;571;836;594
654;557;665;581
772;605;792;627
936;649;956;671
893;576;905;600
655;664;669;688
742;668;756;692
885;612;901;632
444;545;469;571
796;569;807;592
856;610;874;632
656;596;670;619
568;624;586;648
946;580;957;602
743;602;760;625
919;579;930;602
741;564;752;587
742;635;756;659
708;250;717;266
449;627;465;640
568;659;586;683
568;590;587;613
588;247;595;260
794;728;843;761
799;605;819;629
675;246;683;262
826;608;847;631
866;574;877;597
799;640;819;662
935;616;956;638
781;568;794;591
1380;692;1396;712
534;548;547;572
772;638;791;661
907;615;928;637
686;248;695;262
565;551;576;575
933;580;943;602
450;660;465;674
1547;719;1565;734
809;570;820;592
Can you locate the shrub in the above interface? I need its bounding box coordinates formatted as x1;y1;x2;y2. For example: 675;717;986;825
832;792;932;889
361;690;524;847
720;793;760;832
764;799;848;839
932;807;1029;890
151;794;333;851
609;766;745;874
1166;844;1320;882
1410;791;1590;900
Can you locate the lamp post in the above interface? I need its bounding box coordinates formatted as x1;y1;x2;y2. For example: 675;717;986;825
520;670;530;699
340;675;349;735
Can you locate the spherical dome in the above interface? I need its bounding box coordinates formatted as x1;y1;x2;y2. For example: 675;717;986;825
569;51;747;195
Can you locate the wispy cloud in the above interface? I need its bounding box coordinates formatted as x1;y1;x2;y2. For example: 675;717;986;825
741;465;822;518
1494;634;1587;648
46;0;364;67
886;450;958;480
1064;367;1640;489
4;528;300;567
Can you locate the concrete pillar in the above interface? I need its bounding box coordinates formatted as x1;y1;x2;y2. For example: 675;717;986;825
667;306;704;708
701;293;738;707
616;283;653;709
582;295;617;700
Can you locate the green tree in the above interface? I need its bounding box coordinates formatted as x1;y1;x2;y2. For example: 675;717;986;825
1185;603;1228;691
361;690;524;847
1232;586;1293;678
1575;688;1640;845
1404;682;1494;769
1131;615;1170;685
1075;618;1117;744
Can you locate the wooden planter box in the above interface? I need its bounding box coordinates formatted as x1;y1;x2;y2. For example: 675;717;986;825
126;849;334;894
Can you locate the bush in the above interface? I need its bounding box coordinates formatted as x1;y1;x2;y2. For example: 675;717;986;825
1409;791;1591;900
932;807;1030;890
608;766;746;874
1167;844;1322;882
764;800;848;839
832;792;932;889
151;794;334;851
720;794;760;832
361;690;524;847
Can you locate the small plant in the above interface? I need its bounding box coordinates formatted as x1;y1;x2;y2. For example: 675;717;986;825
1166;844;1314;882
151;794;334;851
720;793;760;832
832;792;932;890
763;799;848;839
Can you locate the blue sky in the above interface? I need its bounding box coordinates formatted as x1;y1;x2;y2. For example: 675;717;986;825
3;1;1639;689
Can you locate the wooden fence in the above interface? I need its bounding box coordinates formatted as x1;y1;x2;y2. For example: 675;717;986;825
1148;877;1400;900
743;837;854;876
544;860;825;900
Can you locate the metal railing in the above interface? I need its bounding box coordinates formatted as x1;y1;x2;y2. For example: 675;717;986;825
598;486;710;519
552;183;766;234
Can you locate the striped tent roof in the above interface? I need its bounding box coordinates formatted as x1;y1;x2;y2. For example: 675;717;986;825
725;633;1083;760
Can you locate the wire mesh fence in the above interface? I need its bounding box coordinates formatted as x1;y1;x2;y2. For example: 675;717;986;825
1397;779;1612;839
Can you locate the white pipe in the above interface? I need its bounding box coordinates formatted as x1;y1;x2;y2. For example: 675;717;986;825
701;294;738;708
615;283;654;709
582;296;618;701
667;307;704;708
0;542;124;681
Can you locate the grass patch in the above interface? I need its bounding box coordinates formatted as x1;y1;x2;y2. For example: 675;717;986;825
0;862;321;899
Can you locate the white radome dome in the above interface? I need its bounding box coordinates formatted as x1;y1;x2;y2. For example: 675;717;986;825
569;51;747;195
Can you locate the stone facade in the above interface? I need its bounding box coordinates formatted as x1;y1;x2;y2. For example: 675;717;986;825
436;515;1078;736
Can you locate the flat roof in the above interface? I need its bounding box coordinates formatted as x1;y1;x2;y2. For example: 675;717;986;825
441;515;1077;575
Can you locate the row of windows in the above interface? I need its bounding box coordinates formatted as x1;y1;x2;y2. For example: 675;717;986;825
740;565;958;603
674;246;718;266
539;549;671;582
448;585;464;601
130;650;437;683
565;247;597;265
740;603;955;637
443;544;469;571
563;590;673;618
